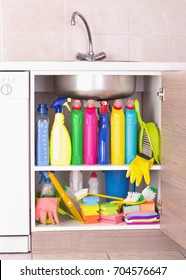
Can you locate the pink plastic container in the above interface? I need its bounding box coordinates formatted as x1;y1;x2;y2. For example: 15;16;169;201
84;100;98;164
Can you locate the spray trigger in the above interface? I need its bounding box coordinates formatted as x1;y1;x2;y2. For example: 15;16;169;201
64;98;71;112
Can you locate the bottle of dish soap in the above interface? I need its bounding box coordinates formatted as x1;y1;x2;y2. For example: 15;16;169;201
88;172;99;194
111;99;125;164
39;171;55;198
125;98;137;164
36;104;49;166
98;101;110;164
70;100;83;165
84;99;98;164
50;97;71;165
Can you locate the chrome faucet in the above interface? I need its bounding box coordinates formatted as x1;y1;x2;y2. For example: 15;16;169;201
71;11;106;61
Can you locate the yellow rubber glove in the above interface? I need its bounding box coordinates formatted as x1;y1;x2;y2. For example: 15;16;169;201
126;155;154;186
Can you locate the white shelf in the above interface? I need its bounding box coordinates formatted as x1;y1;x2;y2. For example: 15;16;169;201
34;164;161;172
34;216;160;232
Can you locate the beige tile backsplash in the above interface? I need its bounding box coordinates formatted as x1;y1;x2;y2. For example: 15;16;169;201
0;0;186;61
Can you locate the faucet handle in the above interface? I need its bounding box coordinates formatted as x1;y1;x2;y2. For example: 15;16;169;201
94;52;107;61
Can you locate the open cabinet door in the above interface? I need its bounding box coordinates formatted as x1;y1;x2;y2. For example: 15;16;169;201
161;71;186;249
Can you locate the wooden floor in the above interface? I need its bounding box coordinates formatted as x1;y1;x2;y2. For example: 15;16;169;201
0;230;186;260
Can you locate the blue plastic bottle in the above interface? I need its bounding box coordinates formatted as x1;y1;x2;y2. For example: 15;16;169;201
36;104;49;166
98;101;110;164
125;98;137;164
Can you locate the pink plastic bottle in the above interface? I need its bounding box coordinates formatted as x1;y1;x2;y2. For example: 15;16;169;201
84;100;98;164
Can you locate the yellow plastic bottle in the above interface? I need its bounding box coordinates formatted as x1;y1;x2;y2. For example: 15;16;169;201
111;99;125;164
50;98;71;165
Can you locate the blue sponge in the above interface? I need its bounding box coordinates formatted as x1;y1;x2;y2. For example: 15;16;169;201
82;196;100;206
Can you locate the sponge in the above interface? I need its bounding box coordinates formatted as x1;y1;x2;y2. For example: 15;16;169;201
99;213;123;224
79;203;99;216
140;201;155;212
82;196;100;206
99;202;118;215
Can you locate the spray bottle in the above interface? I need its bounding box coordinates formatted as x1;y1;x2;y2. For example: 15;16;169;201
98;101;110;164
39;171;55;198
125;98;137;164
111;99;125;164
50;97;71;165
70;100;83;165
84;99;98;165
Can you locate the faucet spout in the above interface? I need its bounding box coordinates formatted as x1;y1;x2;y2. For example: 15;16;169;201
71;11;106;61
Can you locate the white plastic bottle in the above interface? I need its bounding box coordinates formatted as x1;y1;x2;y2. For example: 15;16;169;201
88;172;99;194
69;171;83;192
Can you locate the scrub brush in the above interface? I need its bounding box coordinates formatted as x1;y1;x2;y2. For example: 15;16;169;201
110;192;145;205
74;188;123;202
142;186;157;202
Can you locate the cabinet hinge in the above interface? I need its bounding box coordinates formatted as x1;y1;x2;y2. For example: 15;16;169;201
157;200;163;216
157;88;165;102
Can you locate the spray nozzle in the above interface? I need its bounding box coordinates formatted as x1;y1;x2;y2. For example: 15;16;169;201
39;171;51;184
100;101;108;114
51;97;71;113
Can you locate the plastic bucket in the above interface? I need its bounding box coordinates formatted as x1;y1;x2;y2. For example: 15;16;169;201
104;170;129;201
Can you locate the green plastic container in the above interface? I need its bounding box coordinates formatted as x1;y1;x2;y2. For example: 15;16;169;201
71;100;83;164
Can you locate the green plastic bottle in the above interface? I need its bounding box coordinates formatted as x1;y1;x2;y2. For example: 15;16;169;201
71;100;83;164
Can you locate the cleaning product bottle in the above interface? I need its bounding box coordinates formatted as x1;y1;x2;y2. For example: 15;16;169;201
84;99;98;164
36;104;49;166
88;172;99;194
125;98;137;164
39;171;55;198
71;100;83;165
98;101;110;164
111;99;125;164
50;97;71;165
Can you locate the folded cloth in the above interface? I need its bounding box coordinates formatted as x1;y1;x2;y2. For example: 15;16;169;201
125;212;159;220
124;211;160;224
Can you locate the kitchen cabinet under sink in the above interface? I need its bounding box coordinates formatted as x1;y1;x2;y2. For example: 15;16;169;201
29;62;186;253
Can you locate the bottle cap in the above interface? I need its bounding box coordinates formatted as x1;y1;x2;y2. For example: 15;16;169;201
73;100;81;110
126;98;134;110
87;99;95;109
100;101;108;114
113;99;122;110
37;104;48;114
91;172;97;178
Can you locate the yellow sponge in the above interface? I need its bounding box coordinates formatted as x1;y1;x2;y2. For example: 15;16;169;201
79;203;99;216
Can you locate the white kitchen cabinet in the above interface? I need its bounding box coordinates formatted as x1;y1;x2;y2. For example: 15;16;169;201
29;62;186;251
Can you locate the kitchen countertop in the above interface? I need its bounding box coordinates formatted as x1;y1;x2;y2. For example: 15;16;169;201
0;61;186;72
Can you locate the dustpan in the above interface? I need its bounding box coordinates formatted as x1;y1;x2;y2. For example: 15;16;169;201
48;172;84;224
134;99;160;164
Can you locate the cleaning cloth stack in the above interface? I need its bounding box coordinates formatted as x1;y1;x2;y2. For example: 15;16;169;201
123;199;160;225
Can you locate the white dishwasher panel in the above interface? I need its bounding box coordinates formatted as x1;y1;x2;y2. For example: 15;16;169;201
0;72;30;252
